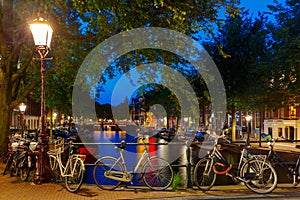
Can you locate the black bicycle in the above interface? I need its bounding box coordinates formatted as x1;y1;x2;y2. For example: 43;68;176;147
266;138;300;186
194;134;278;194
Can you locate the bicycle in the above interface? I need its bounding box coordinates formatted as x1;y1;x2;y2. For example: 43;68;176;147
19;139;38;181
47;138;86;193
8;138;27;177
266;137;300;186
3;138;21;176
194;134;278;194
93;136;174;191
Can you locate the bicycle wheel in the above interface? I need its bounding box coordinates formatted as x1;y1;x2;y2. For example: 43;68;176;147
241;159;277;194
10;158;17;177
48;155;62;182
3;156;13;175
93;157;123;190
194;158;216;191
19;157;29;181
65;157;85;193
142;157;173;191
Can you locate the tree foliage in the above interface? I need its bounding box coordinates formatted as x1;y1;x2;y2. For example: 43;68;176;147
0;0;242;153
203;10;271;139
0;0;87;153
267;0;300;104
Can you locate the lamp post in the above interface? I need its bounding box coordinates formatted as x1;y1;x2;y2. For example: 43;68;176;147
19;103;27;138
245;115;252;145
30;17;53;184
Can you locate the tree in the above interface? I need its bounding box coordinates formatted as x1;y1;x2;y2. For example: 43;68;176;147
0;0;37;153
0;0;241;153
71;0;241;39
266;0;300;105
138;84;181;128
204;11;271;140
70;0;240;132
0;0;86;153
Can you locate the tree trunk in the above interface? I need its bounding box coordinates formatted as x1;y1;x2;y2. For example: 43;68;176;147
231;104;237;141
259;107;265;147
0;105;11;154
0;0;15;154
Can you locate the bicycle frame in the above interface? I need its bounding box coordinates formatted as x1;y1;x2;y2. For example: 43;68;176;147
49;148;69;177
206;136;264;180
49;144;85;178
111;140;152;175
209;144;245;177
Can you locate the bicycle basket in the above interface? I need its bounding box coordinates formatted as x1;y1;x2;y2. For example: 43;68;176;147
54;138;65;152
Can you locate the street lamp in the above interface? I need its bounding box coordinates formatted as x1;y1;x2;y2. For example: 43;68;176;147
19;103;27;138
245;115;252;145
53;112;57;128
30;17;53;184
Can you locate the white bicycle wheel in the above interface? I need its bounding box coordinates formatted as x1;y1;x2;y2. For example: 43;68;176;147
65;157;85;193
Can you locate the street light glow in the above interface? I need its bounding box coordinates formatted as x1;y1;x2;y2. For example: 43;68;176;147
30;18;53;48
19;102;27;112
245;115;252;122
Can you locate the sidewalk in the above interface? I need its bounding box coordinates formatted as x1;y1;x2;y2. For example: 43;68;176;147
1;160;300;200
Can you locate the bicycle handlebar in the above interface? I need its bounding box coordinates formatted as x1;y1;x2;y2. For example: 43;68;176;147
209;134;227;140
267;137;286;148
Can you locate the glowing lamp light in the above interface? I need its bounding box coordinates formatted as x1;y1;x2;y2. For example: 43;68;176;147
30;18;53;48
245;115;252;122
19;103;27;112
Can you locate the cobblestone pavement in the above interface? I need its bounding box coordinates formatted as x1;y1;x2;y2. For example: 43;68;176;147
1;160;300;200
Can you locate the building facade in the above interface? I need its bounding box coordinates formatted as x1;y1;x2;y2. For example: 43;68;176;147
11;98;41;131
263;105;300;140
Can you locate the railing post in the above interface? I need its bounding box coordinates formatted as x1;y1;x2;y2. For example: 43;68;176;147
186;144;193;189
